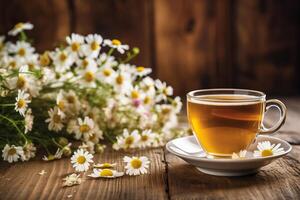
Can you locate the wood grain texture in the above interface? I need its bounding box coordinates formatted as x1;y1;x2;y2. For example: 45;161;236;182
0;148;167;200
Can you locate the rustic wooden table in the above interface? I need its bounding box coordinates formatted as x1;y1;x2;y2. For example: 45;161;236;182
0;98;299;200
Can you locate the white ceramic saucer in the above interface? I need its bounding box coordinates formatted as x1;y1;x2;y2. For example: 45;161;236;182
166;135;292;177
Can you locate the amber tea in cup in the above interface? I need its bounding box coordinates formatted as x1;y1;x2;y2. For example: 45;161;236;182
187;89;286;157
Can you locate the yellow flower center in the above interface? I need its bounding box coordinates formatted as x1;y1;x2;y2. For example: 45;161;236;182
17;99;26;108
100;169;113;177
144;96;151;104
116;75;124;85
28;63;35;70
40;52;51;66
80;124;90;133
67;95;75;103
112;39;121;46
18;48;26;57
15;23;24;29
102;163;113;168
125;136;134;145
58;101;65;110
82;59;89;68
103;69;112;77
89;133;96;141
261;149;273;157
141;135;148;141
17;75;26;89
71;42;80;51
163;88;168;95
130;159;142;169
59;53;67;62
9;61;17;69
91;41;100;51
162;108;171;115
53;114;61;123
77;156;86;164
136;66;145;72
131;91;139;99
84;71;95;82
8;148;17;155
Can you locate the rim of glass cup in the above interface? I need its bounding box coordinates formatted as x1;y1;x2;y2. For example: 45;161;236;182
187;88;266;103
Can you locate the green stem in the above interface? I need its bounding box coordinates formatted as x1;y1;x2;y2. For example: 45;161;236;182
51;138;63;149
107;48;115;56
19;31;27;41
0;114;27;143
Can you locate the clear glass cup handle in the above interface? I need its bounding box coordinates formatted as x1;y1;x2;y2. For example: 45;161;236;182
260;99;287;134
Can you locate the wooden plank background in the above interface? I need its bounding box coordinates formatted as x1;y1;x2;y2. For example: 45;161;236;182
0;0;299;96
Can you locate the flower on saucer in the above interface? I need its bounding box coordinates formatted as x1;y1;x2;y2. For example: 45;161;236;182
253;141;284;157
88;168;124;178
231;150;247;159
94;162;117;168
71;149;93;172
123;156;150;176
8;22;33;36
63;173;82;187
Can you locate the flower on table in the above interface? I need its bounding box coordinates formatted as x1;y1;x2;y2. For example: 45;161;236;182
113;129;141;150
8;22;33;36
94;162;117;168
88;168;124;179
104;39;129;54
123;156;150;176
253;141;285;157
71;149;93;172
45;107;65;132
62;173;82;187
42;148;63;161
2;144;25;163
15;90;31;116
231;150;247;159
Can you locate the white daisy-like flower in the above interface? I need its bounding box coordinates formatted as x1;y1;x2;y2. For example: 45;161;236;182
172;96;182;113
79;65;98;88
75;116;95;139
79;141;95;154
56;90;67;117
83;126;103;144
98;65;116;84
24;109;34;133
134;66;152;77
138;129;156;149
231;150;247;159
2;144;25;163
71;149;93;172
253;141;285;157
25;54;39;71
64;90;80;114
98;53;118;67
42;148;63;161
94;162;117;168
123;156;150;176
83;34;103;58
50;48;74;73
45;107;64;132
140;76;156;97
66;33;84;55
113;71;132;94
103;39;129;54
113;129;141;150
8;22;33;36
66;119;77;134
155;79;173;102
9;41;35;63
76;57;97;70
14;90;31;116
88;168;124;179
3;55;22;70
22;143;36;161
62;173;82;187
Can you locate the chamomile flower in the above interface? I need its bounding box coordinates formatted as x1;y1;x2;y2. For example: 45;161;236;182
66;33;84;55
8;22;33;36
140;76;156;97
50;48;74;73
75;116;95;139
42;148;63;161
67;119;78;134
98;65;116;84
134;66;152;77
231;150;247;159
123;156;150;176
45;107;65;132
83;34;103;58
15;90;31;116
76;57;96;70
56;90;67;117
9;41;35;63
62;173;82;187
104;39;129;54
79;141;95;154
71;149;93;172
253;141;285;157
113;71;132;94
94;162;117;168
172;96;182;113
155;80;173;102
88;168;124;179
22;143;36;161
2;144;25;163
24;109;34;133
138;130;156;148
113;129;141;150
79;65;98;88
